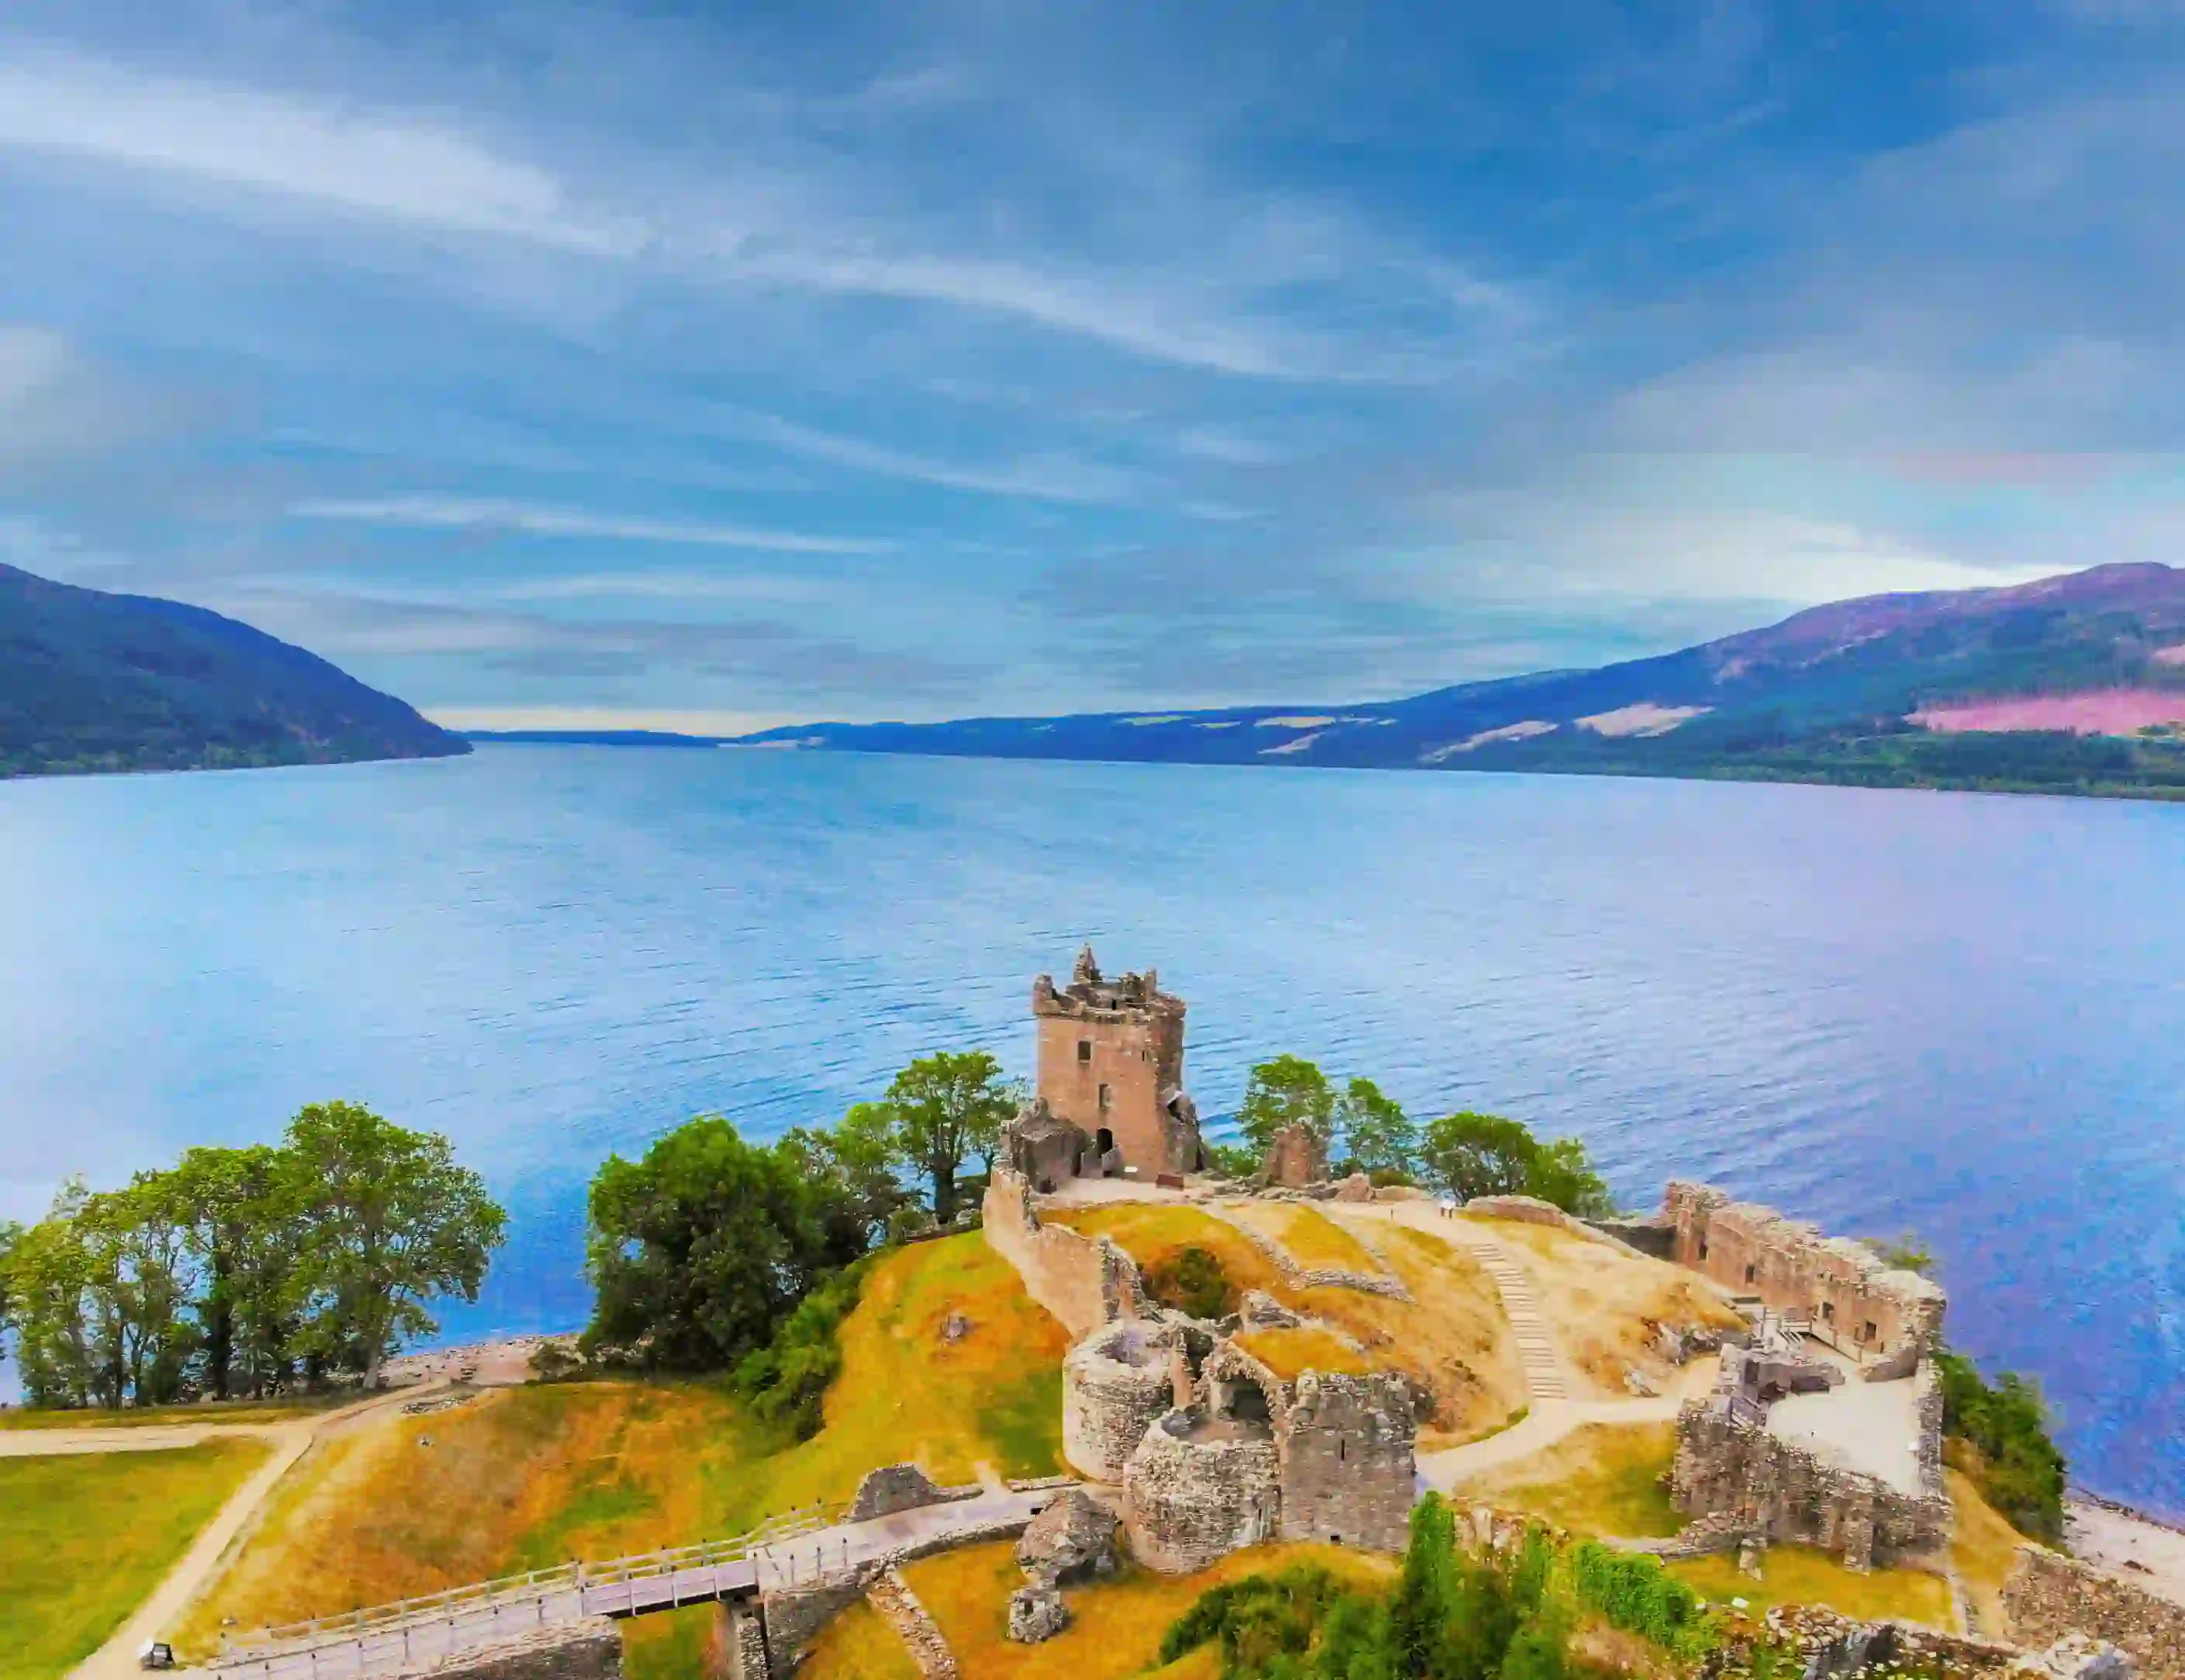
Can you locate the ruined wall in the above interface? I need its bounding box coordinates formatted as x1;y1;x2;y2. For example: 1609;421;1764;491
396;1620;623;1679
1122;1411;1280;1574
2003;1544;2185;1680
1664;1183;1945;1366
1064;1321;1179;1482
1669;1398;1949;1571
1275;1370;1416;1553
1260;1124;1327;1189
982;1168;1146;1340
846;1464;979;1523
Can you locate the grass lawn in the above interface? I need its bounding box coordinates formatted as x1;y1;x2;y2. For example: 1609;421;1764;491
0;1437;271;1680
172;1232;1071;1670
1454;1423;1684;1540
1669;1546;1955;1627
1233;1326;1374;1380
1471;1219;1744;1399
795;1594;924;1680
1220;1202;1385;1275
1948;1467;2034;1634
797;1540;1395;1680
0;1395;334;1429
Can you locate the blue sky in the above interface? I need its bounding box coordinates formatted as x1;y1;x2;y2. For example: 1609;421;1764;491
3;2;2183;731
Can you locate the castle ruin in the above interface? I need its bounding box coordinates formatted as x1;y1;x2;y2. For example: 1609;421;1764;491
1005;945;1208;1187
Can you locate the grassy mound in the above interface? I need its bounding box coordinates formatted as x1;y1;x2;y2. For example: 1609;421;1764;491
0;1438;271;1680
1452;1422;1685;1540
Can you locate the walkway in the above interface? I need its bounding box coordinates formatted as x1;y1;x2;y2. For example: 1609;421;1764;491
64;1386;451;1680
201;1488;1056;1680
1332;1201;1692;1492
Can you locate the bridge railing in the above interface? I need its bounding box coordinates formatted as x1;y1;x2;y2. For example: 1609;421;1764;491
213;1500;849;1665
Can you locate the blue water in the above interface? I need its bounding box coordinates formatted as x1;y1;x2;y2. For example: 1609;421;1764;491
4;745;2183;1512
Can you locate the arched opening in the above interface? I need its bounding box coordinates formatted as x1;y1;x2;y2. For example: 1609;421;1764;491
1217;1373;1271;1426
1094;1126;1115;1156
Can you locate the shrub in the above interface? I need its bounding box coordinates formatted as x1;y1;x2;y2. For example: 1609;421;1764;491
1145;1244;1235;1319
1937;1350;2066;1541
1568;1543;1711;1656
733;1261;868;1439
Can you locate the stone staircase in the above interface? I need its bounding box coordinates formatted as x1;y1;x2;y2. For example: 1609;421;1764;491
1447;1230;1569;1402
864;1563;959;1679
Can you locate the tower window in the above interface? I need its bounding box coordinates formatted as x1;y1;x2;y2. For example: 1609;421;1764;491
1077;1039;1091;1063
1098;1083;1112;1111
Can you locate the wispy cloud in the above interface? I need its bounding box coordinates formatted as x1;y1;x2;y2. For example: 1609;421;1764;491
0;54;644;254
724;409;1140;503
290;496;891;555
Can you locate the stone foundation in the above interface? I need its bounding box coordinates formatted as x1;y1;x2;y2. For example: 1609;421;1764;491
1123;1409;1280;1572
1275;1369;1416;1552
1669;1397;1948;1571
1064;1320;1181;1482
2004;1543;2185;1680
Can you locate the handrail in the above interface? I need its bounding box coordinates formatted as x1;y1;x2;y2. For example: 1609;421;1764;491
216;1499;850;1663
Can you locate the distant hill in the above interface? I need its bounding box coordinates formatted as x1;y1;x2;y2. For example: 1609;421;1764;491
0;565;468;779
722;563;2185;799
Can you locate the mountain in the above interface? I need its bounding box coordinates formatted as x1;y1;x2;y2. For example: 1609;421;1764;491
724;563;2185;799
0;565;469;779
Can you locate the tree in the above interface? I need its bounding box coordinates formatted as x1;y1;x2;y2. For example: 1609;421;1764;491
775;1101;909;1262
169;1145;305;1399
884;1051;1015;1225
282;1101;506;1390
1419;1111;1613;1217
1335;1078;1418;1177
1419;1112;1540;1202
1236;1055;1336;1155
4;1187;99;1408
585;1115;840;1371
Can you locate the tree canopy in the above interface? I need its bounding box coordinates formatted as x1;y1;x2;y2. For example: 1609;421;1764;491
0;1104;505;1409
1335;1077;1419;1178
883;1050;1016;1225
583;1115;852;1371
1236;1054;1337;1154
1419;1112;1613;1216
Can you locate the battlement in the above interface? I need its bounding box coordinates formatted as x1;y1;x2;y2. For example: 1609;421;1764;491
1032;945;1186;1021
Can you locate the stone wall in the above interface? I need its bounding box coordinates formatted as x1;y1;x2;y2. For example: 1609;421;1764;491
982;1168;1146;1339
1584;1217;1677;1260
1063;1320;1180;1482
1260;1124;1327;1189
1275;1370;1416;1553
846;1463;979;1523
395;1620;623;1679
1123;1409;1281;1573
1669;1398;1949;1571
1032;950;1197;1177
1664;1183;1946;1367
2004;1543;2185;1680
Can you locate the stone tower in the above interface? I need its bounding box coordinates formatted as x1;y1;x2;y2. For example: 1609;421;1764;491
1032;945;1205;1177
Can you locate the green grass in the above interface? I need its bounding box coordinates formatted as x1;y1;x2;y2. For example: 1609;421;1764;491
975;1367;1066;1480
0;1437;271;1680
0;1395;334;1429
1454;1424;1684;1539
1669;1547;1955;1626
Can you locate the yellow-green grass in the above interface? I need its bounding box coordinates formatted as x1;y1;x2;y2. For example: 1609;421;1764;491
172;1232;1070;1661
1948;1466;2035;1634
716;1230;1072;1524
798;1540;1395;1680
794;1595;924;1680
0;1395;334;1429
171;1380;750;1657
0;1437;271;1680
1233;1326;1374;1380
1050;1205;1524;1440
1452;1423;1684;1540
1668;1546;1955;1627
1219;1201;1385;1275
1471;1219;1743;1399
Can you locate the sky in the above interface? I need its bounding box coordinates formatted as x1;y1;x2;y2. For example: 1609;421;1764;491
3;2;2184;732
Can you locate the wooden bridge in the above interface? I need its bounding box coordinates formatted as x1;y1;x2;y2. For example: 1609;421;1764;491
206;1487;1056;1680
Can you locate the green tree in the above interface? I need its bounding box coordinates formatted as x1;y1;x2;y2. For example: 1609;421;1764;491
1236;1055;1336;1155
1936;1350;2066;1540
583;1115;838;1371
1419;1112;1539;1202
84;1175;200;1407
282;1101;506;1389
884;1051;1015;1225
168;1145;305;1399
776;1101;911;1260
3;1186;99;1407
1522;1139;1613;1220
1335;1078;1419;1177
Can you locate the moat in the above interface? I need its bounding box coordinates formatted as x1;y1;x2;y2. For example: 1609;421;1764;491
5;744;2185;1518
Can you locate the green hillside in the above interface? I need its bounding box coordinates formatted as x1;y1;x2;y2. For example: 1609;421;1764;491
0;565;467;779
